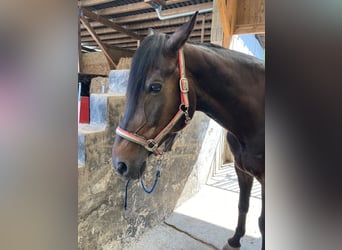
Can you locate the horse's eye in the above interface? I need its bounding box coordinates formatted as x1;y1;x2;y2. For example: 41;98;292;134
149;83;162;93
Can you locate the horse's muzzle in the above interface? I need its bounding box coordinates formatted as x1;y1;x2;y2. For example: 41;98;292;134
113;158;146;180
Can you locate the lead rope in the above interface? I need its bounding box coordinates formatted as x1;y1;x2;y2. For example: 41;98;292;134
124;179;130;210
141;156;162;194
124;156;163;210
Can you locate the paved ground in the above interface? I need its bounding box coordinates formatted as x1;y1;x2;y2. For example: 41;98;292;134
125;164;262;250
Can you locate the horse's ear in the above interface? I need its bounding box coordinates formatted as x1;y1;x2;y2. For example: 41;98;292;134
166;11;198;52
147;28;154;36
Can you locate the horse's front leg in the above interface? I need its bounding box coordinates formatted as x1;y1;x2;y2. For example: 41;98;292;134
226;166;254;249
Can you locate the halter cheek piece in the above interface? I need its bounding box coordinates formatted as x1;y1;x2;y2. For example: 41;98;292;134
115;48;191;156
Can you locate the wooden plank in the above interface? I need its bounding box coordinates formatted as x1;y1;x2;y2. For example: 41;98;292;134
84;33;211;48
200;15;206;43
80;16;117;69
235;0;265;32
98;0;184;16
80;13;212;35
234;23;265;34
78;19;82;73
81;22;212;38
98;2;149;16
81;23;212;42
81;12;212;34
216;0;264;39
144;0;166;6
84;30;212;46
112;2;213;24
217;0;237;47
210;0;224;46
81;7;142;40
79;0;113;7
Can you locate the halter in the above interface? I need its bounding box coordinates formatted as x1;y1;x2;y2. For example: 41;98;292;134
115;47;191;156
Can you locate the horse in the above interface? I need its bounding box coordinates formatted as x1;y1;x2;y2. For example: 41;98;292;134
112;12;265;250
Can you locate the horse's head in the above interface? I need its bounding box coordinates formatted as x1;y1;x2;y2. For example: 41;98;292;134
112;12;198;180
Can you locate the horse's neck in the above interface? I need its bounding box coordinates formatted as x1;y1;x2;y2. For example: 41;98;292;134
184;43;264;141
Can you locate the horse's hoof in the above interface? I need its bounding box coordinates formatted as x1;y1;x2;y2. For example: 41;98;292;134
222;242;240;250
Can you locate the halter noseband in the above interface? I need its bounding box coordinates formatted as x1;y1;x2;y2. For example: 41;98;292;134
115;48;191;156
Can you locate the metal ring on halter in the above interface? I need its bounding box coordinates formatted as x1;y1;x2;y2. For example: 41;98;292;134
179;103;188;112
178;104;191;123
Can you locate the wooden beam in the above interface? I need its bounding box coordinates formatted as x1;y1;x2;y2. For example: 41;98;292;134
200;14;206;43
80;13;212;32
78;19;82;73
84;33;211;48
210;0;224;46
217;0;237;48
97;0;184;16
81;23;212;42
112;2;213;24
83;30;212;46
234;23;265;34
79;0;113;7
144;0;166;7
80;16;117;69
235;0;265;33
99;2;149;16
81;7;142;40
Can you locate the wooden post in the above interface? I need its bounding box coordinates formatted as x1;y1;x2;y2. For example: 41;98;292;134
217;0;237;48
210;0;224;46
200;14;206;43
78;19;82;73
234;0;265;34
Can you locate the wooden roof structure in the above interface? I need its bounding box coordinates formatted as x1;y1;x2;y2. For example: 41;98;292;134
78;0;264;68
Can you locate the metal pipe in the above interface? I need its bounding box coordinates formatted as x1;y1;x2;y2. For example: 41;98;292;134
153;5;212;21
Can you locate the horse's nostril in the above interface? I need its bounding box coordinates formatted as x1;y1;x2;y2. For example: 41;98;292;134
116;162;128;176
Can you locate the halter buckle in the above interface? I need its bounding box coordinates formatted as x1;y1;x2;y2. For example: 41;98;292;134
179;78;189;93
145;139;158;152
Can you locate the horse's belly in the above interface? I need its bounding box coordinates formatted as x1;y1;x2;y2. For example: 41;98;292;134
238;151;264;181
227;132;264;180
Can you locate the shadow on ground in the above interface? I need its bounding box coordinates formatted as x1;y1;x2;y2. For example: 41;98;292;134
126;207;261;250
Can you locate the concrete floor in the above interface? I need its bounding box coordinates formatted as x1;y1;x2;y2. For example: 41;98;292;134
125;164;262;250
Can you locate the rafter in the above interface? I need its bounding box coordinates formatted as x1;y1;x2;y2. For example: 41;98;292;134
83;33;211;48
112;2;213;24
80;7;142;40
80;16;117;69
79;0;114;7
80;13;212;36
82;30;212;45
97;0;184;16
81;23;212;42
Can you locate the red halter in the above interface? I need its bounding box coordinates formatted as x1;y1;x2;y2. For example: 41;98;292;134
115;48;191;156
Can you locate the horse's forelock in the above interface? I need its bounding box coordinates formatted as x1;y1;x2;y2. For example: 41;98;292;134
121;33;167;129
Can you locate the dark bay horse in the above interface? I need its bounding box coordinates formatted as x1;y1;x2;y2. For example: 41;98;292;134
112;12;264;250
